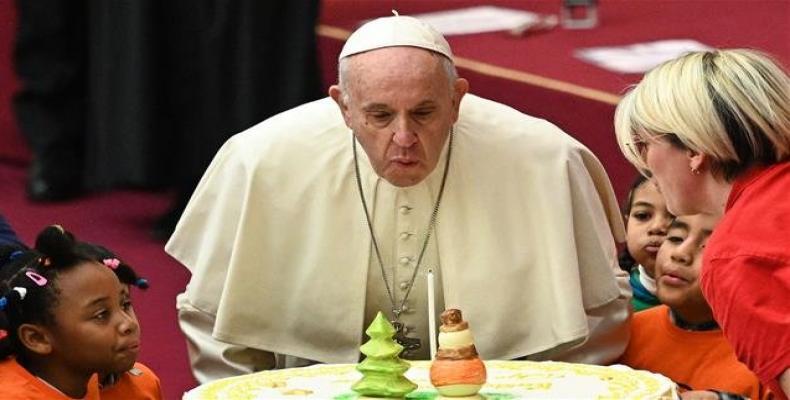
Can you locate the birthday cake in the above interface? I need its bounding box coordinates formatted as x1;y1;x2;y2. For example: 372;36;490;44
183;360;677;399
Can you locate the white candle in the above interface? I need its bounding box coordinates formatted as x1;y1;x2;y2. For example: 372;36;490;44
427;269;437;360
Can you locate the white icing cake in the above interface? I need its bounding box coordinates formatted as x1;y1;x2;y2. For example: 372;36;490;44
184;360;677;399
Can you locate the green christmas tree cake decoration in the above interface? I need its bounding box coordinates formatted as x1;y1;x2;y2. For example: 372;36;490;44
352;312;417;398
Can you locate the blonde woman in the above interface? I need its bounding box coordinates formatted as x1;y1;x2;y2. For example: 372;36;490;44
614;49;790;399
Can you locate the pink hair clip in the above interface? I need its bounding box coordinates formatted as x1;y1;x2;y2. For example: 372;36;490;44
25;271;47;286
103;258;121;269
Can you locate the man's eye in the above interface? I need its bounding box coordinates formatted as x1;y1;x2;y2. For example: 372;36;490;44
371;113;390;120
93;311;109;321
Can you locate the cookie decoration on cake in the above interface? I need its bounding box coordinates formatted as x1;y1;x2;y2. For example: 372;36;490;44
430;309;487;397
352;311;417;398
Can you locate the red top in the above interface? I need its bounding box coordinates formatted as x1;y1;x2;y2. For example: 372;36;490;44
619;305;769;399
702;162;790;400
0;357;101;400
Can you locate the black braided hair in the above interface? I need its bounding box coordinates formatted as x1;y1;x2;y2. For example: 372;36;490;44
0;225;149;359
0;244;30;303
0;244;32;283
0;243;31;357
74;242;149;290
0;225;93;359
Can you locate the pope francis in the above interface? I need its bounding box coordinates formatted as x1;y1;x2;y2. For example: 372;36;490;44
166;14;632;383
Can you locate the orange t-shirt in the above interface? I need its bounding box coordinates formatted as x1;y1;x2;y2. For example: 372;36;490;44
619;305;771;400
0;357;101;400
100;362;163;400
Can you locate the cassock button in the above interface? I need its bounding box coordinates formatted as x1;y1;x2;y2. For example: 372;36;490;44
399;281;409;290
399;256;411;265
400;232;411;240
399;205;412;215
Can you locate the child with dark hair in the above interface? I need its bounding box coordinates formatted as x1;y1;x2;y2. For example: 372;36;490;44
620;214;770;399
0;225;161;399
74;241;161;399
619;175;673;311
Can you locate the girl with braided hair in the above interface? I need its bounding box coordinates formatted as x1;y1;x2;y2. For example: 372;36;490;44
0;225;161;399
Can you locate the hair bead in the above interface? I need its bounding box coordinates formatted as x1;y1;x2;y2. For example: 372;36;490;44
103;258;121;269
0;287;28;311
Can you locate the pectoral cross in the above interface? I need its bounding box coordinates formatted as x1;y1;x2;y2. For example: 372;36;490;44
391;321;421;354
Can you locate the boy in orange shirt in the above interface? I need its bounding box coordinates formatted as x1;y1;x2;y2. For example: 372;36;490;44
619;214;771;399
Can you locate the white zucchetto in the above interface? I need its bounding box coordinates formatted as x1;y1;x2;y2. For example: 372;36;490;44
338;11;453;61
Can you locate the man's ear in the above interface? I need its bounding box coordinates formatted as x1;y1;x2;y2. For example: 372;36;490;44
18;323;54;355
451;78;469;122
329;85;352;127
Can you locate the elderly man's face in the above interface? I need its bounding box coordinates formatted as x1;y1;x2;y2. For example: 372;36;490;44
330;47;468;187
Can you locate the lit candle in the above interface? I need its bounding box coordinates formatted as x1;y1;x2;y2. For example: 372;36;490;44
427;269;437;360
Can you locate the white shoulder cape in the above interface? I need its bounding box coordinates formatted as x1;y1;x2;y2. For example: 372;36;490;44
166;94;626;363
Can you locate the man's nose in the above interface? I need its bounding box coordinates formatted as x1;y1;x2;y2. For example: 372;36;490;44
392;116;417;147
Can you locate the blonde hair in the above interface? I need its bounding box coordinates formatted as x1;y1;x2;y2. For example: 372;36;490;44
615;49;790;180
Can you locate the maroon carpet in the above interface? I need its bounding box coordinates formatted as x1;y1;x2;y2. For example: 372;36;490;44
317;0;790;201
0;163;197;399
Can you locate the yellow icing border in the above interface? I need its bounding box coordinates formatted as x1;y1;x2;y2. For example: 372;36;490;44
186;361;676;400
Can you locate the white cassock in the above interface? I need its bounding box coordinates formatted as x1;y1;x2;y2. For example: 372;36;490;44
166;94;631;383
